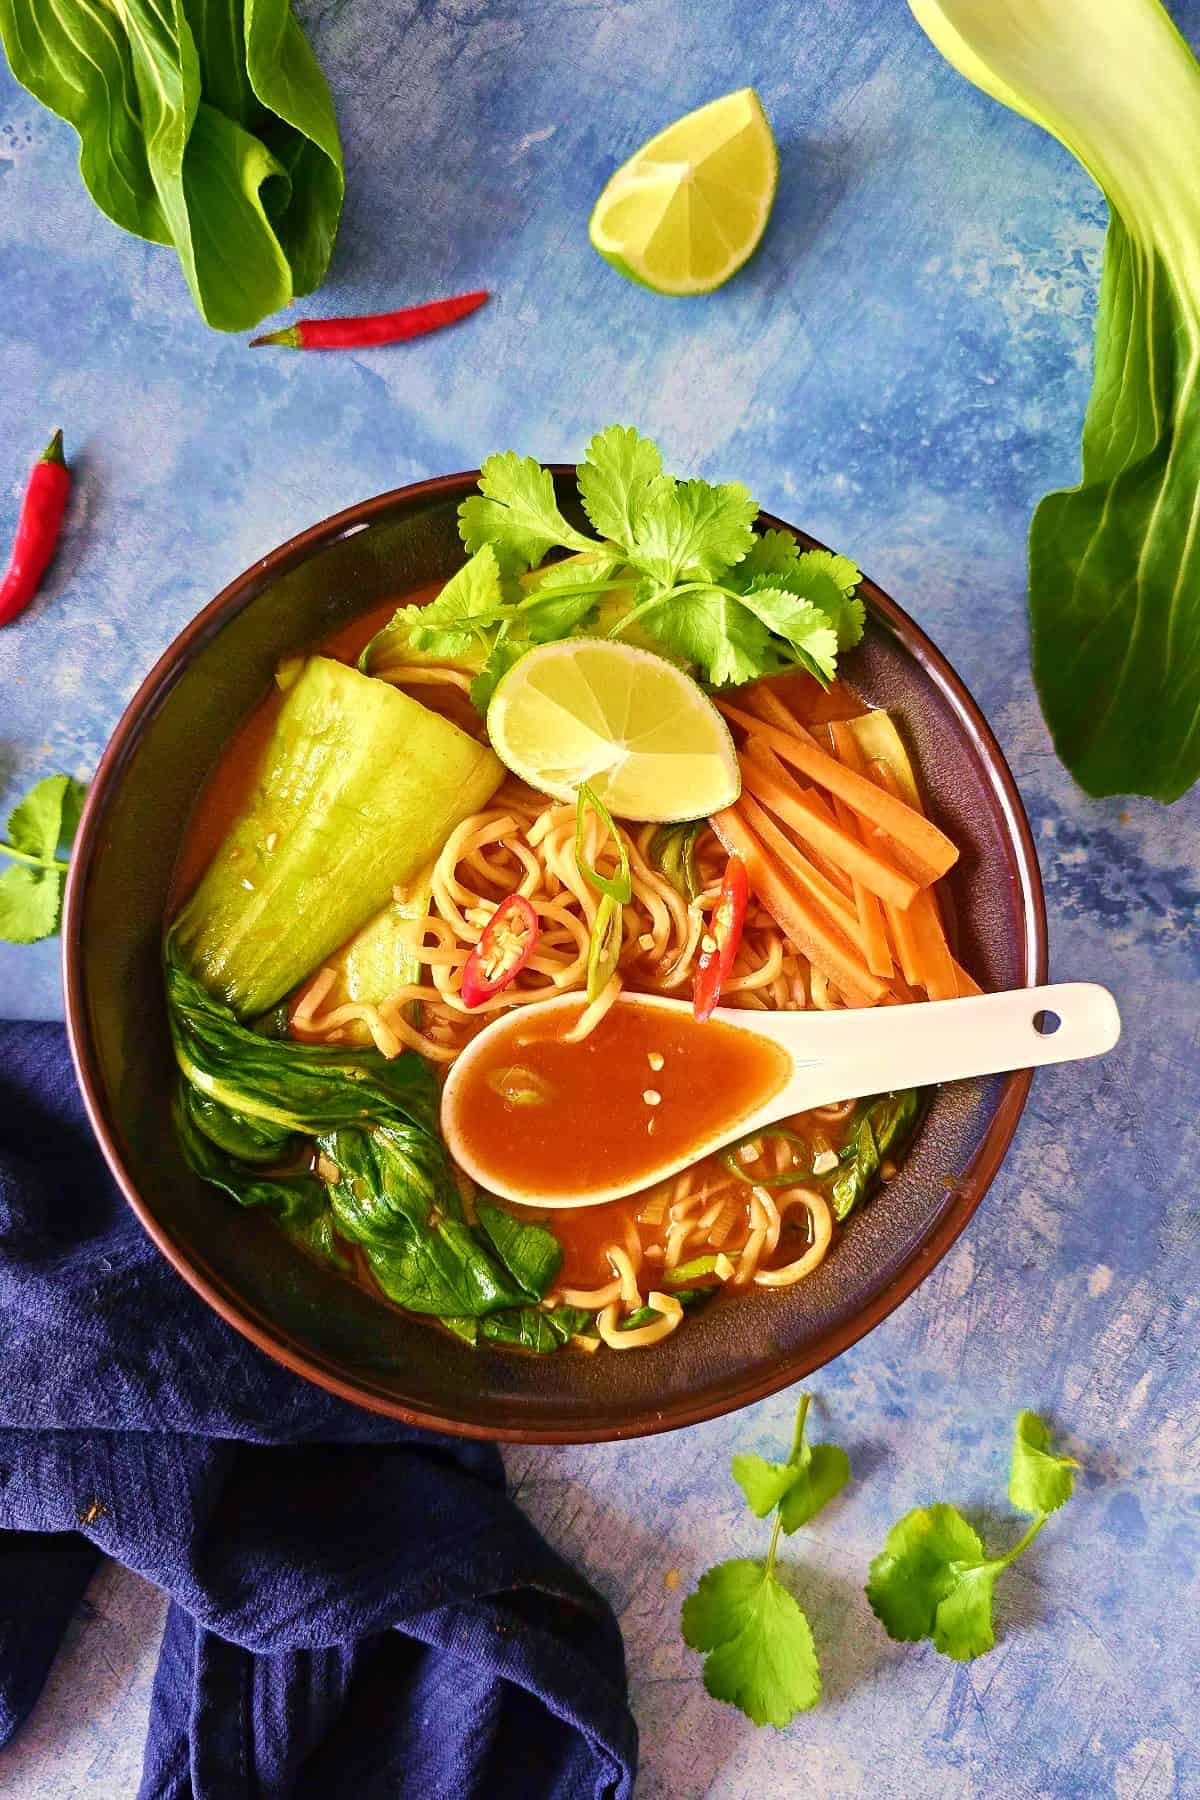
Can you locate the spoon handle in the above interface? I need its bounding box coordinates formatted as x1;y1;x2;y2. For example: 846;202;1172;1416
728;982;1121;1119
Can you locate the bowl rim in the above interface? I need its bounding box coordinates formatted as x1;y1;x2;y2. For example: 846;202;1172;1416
62;467;1048;1443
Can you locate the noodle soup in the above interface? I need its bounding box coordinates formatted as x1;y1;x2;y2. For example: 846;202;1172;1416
168;584;955;1358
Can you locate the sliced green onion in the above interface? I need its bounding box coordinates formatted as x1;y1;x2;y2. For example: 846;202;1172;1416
485;1064;552;1107
649;820;702;901
665;1252;736;1285
721;1126;812;1187
575;781;632;904
586;892;623;1001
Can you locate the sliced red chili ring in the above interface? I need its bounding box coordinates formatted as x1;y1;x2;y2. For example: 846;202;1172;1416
693;854;748;1022
460;893;539;1008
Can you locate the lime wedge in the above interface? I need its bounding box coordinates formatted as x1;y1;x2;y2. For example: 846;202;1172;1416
589;88;778;296
485;640;740;821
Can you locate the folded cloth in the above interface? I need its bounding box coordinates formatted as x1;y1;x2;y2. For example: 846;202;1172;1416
0;1023;638;1798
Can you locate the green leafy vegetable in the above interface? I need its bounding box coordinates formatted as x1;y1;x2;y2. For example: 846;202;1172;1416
365;427;867;706
172;656;502;1016
623;477;759;587
173;1085;346;1268
731;1400;850;1533
829;1089;924;1221
0;773;87;944
168;937;573;1334
460;452;597;571
866;1409;1077;1661
1008;1409;1079;1516
0;0;343;332
359;548;508;670
682;1558;820;1728
910;0;1200;800
682;1394;848;1726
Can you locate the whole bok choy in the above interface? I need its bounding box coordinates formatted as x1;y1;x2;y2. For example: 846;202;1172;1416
910;0;1200;802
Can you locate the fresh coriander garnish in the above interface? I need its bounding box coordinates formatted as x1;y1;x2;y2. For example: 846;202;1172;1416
359;426;867;707
866;1409;1078;1662
0;773;86;943
681;1393;849;1726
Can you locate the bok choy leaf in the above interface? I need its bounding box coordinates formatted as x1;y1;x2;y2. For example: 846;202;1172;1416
910;0;1200;801
168;938;570;1332
172;657;502;1018
0;0;343;331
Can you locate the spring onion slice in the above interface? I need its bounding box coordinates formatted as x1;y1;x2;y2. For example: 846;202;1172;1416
721;1126;813;1187
575;781;633;903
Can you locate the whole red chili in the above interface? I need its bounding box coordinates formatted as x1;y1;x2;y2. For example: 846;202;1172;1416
693;854;749;1022
460;893;540;1008
250;289;489;351
0;431;69;628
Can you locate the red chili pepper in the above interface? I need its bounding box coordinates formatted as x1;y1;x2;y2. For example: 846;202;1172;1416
250;289;489;351
460;893;539;1008
0;431;69;628
693;855;748;1022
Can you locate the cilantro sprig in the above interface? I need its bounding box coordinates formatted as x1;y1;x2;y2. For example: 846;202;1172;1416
866;1409;1078;1663
359;426;866;707
0;773;87;943
681;1393;850;1727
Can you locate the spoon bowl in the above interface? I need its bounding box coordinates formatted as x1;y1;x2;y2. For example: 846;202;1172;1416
440;982;1121;1208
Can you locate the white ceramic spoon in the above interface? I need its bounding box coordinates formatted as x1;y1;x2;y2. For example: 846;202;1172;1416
440;981;1121;1208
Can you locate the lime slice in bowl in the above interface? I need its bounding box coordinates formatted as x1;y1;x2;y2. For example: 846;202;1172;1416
485;640;740;822
589;87;778;295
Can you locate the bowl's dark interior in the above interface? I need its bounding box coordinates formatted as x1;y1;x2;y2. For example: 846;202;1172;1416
69;472;1044;1441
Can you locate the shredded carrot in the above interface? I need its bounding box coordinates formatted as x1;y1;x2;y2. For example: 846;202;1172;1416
740;685;821;746
713;801;889;1006
736;789;868;948
863;758;958;999
744;746;855;898
831;795;893;977
718;701;958;880
739;745;920;911
952;958;984;997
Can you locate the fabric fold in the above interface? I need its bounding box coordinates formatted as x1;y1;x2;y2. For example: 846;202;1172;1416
0;1023;637;1798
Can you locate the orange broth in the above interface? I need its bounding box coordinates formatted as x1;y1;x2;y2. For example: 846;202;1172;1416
451;997;791;1203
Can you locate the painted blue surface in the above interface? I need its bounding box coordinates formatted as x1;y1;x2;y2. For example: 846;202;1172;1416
2;2;1199;1794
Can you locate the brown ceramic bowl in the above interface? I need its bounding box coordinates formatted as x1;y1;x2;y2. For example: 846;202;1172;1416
63;470;1046;1443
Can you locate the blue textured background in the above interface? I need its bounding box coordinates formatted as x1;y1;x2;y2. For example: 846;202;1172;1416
2;2;1199;1794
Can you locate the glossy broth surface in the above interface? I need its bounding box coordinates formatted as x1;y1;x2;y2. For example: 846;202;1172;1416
451;997;791;1200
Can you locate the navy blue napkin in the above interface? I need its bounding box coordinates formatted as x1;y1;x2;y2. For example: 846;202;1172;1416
0;1022;637;1798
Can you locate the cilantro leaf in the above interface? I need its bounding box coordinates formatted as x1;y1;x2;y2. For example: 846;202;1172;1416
738;585;839;685
520;552;624;642
868;1410;1079;1663
0;773;87;944
732;540;865;652
578;424;666;546
1009;1410;1078;1517
639;585;782;687
731;1397;850;1530
681;1558;820;1726
0;862;64;943
8;773;85;862
790;551;865;652
469;633;529;714
360;547;508;670
780;1443;851;1531
737;528;805;582
866;1503;993;1652
460;452;597;571
626;478;758;586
